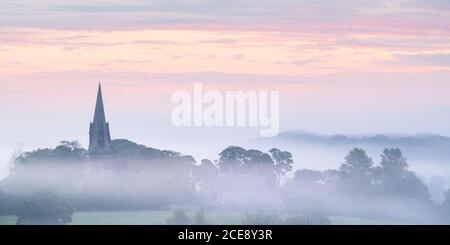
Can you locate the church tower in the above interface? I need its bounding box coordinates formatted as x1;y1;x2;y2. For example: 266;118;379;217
88;84;113;161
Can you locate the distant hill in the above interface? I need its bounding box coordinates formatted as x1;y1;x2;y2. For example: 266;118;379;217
277;131;450;151
274;131;450;160
255;131;450;179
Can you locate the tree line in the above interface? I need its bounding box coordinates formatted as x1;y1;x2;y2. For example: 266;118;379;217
1;139;450;224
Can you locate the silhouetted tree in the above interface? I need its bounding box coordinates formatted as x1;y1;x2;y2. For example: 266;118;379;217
321;169;341;185
194;159;219;205
217;146;247;174
217;146;277;185
440;190;450;222
428;176;445;203
241;149;276;184
294;169;322;185
15;140;88;165
16;191;73;225
339;148;375;192
269;148;294;185
376;148;430;202
194;159;219;184
380;148;408;176
0;189;19;215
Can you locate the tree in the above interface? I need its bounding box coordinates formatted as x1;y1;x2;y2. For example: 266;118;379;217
377;148;431;202
194;159;219;205
380;148;408;176
194;159;219;185
440;190;450;222
293;169;322;186
217;146;247;174
339;148;374;191
269;148;294;185
218;146;279;186
178;155;197;167
242;150;274;172
16;191;73;225
15;140;88;165
428;176;445;203
0;189;19;215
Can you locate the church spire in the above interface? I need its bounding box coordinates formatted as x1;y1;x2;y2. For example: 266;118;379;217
89;83;113;157
93;83;106;124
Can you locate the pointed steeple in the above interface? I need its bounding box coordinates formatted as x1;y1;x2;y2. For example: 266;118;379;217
89;83;113;156
93;83;106;124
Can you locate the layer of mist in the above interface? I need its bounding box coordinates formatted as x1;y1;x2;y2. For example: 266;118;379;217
1;138;450;224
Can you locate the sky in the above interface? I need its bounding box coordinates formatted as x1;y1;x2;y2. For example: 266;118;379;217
0;0;450;177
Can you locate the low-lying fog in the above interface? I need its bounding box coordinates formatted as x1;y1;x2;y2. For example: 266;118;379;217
1;135;450;225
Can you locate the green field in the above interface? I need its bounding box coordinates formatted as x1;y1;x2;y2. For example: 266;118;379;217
0;210;411;225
